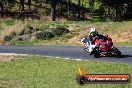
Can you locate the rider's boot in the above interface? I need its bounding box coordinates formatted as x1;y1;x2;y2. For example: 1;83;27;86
84;48;89;52
89;51;93;55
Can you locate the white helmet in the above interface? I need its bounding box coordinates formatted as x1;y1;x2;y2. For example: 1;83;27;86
89;28;98;36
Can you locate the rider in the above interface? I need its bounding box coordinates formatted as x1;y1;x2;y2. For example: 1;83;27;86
81;28;100;54
81;28;98;45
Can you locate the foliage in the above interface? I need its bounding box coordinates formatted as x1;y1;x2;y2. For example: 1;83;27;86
3;21;70;44
0;0;131;21
18;28;33;36
4;32;16;41
97;0;132;20
63;33;74;39
50;26;69;37
4;35;13;41
36;25;70;39
36;30;55;40
4;19;15;26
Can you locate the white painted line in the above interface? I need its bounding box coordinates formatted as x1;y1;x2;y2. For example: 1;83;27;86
64;58;70;60
75;59;82;61
45;56;52;58
0;53;28;56
0;53;87;62
55;57;61;59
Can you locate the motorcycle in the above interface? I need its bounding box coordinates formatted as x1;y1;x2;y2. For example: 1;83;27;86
93;39;122;58
81;37;122;58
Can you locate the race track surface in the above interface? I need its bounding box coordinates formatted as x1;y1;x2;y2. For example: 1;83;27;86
0;45;132;64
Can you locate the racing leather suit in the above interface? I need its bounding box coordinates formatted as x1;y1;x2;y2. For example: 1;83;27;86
100;36;113;51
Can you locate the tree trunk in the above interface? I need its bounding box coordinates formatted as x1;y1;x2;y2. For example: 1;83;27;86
51;0;56;21
0;2;3;17
81;0;85;18
19;0;25;17
77;0;80;18
28;0;31;12
59;0;63;16
67;0;71;15
114;1;117;21
89;0;95;13
46;0;48;3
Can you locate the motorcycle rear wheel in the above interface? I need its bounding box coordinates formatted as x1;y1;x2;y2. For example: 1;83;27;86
111;47;122;58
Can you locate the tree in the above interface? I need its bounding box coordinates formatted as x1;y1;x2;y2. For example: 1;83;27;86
97;0;128;20
19;0;25;17
28;0;31;11
0;0;15;17
58;0;63;16
0;1;3;17
77;0;80;18
89;0;95;13
51;0;57;21
67;0;71;15
81;0;85;18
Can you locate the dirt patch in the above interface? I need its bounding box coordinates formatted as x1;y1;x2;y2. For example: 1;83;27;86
109;28;132;43
0;55;20;62
67;36;82;45
67;23;132;45
68;24;79;31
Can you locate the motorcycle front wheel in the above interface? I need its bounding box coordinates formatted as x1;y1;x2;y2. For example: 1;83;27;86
93;47;100;58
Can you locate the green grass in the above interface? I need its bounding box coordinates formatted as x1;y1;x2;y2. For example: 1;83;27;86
0;26;2;33
9;39;42;45
0;56;132;88
4;19;15;26
115;42;132;46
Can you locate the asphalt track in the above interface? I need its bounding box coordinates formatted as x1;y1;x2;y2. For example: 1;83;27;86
0;45;132;64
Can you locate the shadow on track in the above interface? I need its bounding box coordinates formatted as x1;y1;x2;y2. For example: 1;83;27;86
121;55;132;58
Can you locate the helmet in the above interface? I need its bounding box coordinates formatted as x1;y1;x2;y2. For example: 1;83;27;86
89;28;98;37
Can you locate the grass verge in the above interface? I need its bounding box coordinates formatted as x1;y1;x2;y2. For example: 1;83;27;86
115;42;132;47
0;56;131;88
0;19;132;46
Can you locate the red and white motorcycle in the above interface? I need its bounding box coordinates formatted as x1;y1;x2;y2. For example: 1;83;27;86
81;36;122;58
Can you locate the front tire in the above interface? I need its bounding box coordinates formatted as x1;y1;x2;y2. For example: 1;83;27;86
93;47;100;58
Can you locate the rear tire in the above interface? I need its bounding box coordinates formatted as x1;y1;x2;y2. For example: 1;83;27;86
111;47;122;58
